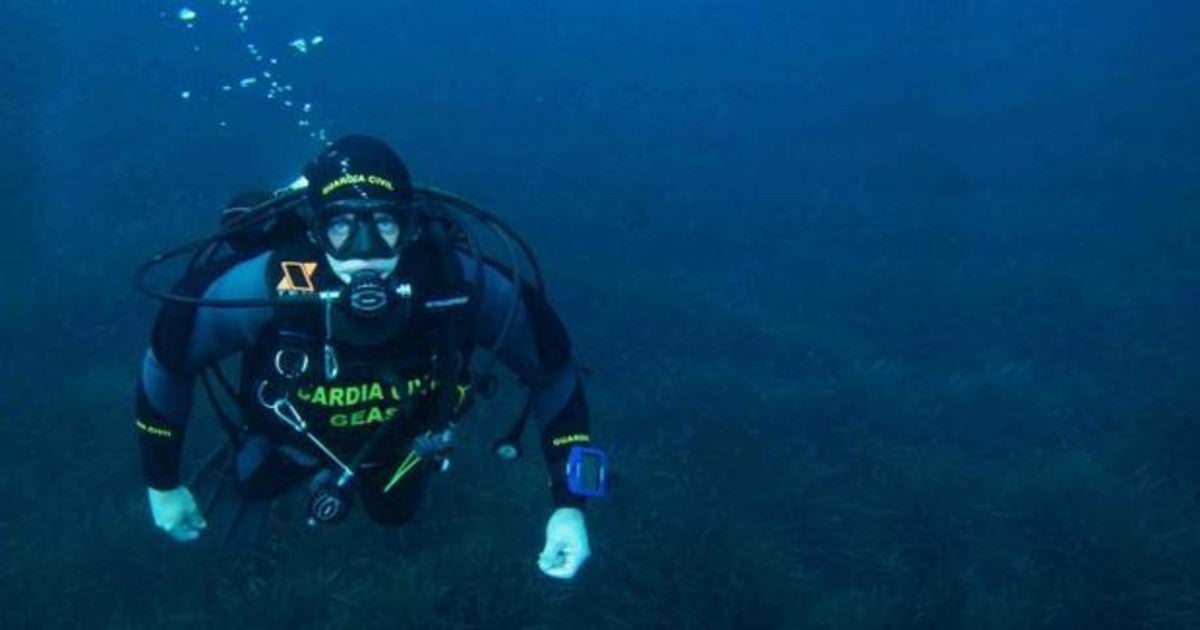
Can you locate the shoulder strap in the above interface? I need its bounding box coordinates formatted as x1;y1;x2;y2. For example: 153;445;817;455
419;220;477;433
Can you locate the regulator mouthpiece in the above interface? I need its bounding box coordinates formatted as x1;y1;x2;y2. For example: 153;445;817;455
346;270;390;317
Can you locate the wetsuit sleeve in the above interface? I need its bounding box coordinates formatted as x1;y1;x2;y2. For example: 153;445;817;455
136;253;274;490
462;254;591;510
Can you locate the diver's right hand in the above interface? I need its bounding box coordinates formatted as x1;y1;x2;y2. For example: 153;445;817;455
147;486;207;542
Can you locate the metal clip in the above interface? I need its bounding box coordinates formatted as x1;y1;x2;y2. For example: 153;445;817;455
324;343;339;380
322;300;339;380
274;347;310;380
256;381;306;432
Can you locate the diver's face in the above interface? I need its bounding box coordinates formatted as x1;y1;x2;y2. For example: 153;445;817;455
317;199;408;281
325;210;402;251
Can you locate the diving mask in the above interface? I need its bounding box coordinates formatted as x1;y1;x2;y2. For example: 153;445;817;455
315;199;412;262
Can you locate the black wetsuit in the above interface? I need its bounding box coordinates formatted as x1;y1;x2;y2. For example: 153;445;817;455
136;240;590;525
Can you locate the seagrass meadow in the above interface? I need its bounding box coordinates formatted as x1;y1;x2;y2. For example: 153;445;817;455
1;1;1198;628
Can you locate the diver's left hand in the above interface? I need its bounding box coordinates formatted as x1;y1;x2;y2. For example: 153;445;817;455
537;507;590;579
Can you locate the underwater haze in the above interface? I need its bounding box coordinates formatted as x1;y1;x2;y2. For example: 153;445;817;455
1;0;1198;628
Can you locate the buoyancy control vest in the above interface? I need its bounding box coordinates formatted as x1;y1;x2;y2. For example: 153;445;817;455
242;232;477;467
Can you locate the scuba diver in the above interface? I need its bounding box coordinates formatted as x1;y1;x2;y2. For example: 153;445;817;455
134;134;606;580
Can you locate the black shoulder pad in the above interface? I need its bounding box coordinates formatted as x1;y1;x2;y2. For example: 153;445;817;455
521;284;572;376
150;264;231;374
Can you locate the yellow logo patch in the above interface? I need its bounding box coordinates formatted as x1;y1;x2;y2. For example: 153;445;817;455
277;261;318;294
320;173;395;197
552;433;591;447
136;419;174;438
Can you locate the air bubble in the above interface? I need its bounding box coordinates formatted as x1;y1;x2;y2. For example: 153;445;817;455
174;0;325;144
